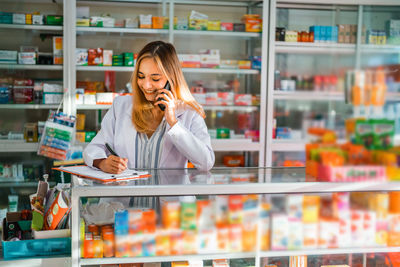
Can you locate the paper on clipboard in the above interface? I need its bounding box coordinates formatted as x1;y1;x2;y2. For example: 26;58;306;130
53;165;150;183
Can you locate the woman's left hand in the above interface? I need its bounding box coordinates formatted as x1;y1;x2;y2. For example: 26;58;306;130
154;89;178;127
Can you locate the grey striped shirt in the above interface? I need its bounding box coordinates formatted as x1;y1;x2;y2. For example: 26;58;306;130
135;119;167;169
131;119;167;209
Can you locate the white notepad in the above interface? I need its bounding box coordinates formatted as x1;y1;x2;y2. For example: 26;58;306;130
54;165;150;183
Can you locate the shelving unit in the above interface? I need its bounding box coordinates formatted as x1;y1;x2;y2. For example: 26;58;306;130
0;64;63;71
0;141;38;153
173;30;260;38
80;252;256;266
275;41;356;54
77;104;259;112
76;26;168;34
0;181;56;188
0;24;63;31
0;104;60;109
76;66;259;74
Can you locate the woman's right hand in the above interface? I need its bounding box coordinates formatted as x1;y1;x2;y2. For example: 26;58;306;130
97;155;128;174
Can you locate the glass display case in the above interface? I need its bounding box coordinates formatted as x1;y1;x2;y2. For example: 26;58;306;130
71;167;400;267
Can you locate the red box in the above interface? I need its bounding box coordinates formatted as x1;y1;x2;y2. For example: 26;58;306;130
221;22;233;31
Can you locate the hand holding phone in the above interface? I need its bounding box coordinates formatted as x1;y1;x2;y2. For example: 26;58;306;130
157;81;171;111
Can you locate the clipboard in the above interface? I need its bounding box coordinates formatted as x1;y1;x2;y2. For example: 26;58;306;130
53;165;151;183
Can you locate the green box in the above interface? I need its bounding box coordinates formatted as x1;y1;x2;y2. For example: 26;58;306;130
46;15;63;25
85;131;96;142
217;128;230;139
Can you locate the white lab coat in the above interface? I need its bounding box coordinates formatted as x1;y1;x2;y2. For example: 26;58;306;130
83;95;215;171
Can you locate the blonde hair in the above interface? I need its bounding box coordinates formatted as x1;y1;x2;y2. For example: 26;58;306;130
131;41;205;134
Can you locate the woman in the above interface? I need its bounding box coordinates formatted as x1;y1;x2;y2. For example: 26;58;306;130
83;41;215;172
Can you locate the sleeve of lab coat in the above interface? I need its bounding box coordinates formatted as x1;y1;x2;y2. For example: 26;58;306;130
166;112;215;171
83;102;116;167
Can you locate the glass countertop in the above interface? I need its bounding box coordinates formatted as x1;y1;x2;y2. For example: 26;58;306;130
71;167;400;197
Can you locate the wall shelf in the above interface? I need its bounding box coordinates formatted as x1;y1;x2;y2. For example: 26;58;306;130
275;41;356;54
0;64;62;70
0;24;63;31
173;30;260;38
76;27;168;34
0;104;59;109
76;66;259;74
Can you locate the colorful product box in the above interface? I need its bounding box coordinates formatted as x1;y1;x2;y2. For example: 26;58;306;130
351;209;365;247
189;19;207;31
317;165;387;182
207;20;220;31
76;18;90;27
53;37;63;65
76;48;88;66
88;48;103;66
303;222;318;249
220;22;233;31
18;52;36;64
178;54;201;68
217;92;234;106
319;219;339;248
234;94;252;105
288;218;303;250
152;16;165;29
271;213;289;250
139;14;152;29
103;50;113;66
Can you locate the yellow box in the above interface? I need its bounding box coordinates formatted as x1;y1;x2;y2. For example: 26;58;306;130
207;20;220;31
238;60;251;69
76;114;86;131
76;18;90;27
76;132;86;143
188;19;207;31
303;195;320;223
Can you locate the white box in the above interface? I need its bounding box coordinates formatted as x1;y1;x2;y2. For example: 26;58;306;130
43;93;63;104
125;17;138;28
32;15;44;25
43;83;63;93
139;14;152;28
192;93;206;105
13;13;25;24
76;48;88;66
33;229;70;239
0;50;18;62
96;92;114;104
103;50;113;66
18;52;36;64
200;54;220;68
76;94;84;105
84;93;96;105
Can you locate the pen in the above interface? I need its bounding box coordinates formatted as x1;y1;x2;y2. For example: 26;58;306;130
105;143;119;157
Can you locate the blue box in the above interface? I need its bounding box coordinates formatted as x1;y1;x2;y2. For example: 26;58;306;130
326;26;332;42
332;26;338;43
251;56;261;70
2;238;71;260
310;25;321;42
320;26;327;42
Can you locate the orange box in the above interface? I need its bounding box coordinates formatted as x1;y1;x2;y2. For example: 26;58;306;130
152;16;165;29
244;18;262;32
223;155;244;167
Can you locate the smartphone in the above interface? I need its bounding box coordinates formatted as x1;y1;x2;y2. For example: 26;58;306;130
157;81;171;111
